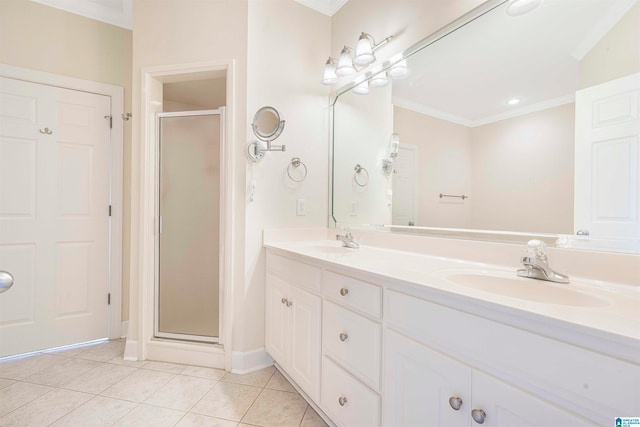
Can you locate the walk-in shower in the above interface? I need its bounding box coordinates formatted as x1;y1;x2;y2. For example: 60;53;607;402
154;110;224;343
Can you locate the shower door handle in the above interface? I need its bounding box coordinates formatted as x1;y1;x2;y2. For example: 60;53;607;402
0;271;14;294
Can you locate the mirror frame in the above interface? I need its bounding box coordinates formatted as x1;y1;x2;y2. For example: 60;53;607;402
328;0;640;254
252;106;285;142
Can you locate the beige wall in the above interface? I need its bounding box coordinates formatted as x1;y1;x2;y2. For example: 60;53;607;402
580;2;640;89
470;103;575;234
0;0;133;321
393;106;473;228
244;0;331;353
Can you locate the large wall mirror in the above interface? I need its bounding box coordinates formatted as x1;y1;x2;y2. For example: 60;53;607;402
331;0;640;253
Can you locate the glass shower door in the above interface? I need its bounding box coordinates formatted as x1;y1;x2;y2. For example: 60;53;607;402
155;110;222;343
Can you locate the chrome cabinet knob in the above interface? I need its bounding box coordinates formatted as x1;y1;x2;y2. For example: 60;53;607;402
286;300;292;307
281;297;287;305
471;408;486;424
338;396;348;406
340;288;349;296
339;332;348;342
448;396;463;411
576;229;590;236
0;271;14;294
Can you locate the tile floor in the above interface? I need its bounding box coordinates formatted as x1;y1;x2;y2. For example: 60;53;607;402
0;340;329;427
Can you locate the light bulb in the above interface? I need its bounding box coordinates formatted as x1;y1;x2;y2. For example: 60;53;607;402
353;80;369;95
321;57;338;85
336;47;355;77
370;72;389;88
354;33;375;66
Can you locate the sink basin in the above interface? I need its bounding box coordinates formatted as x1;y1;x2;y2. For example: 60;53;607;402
311;245;354;254
445;271;610;307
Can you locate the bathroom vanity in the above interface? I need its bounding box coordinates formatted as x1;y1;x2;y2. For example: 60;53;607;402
264;231;639;427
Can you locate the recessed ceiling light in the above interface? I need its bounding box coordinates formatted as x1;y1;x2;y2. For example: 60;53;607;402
506;0;543;16
507;98;521;105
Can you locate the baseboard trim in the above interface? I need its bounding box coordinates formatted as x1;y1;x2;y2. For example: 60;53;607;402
123;339;138;361
231;348;273;374
120;321;129;338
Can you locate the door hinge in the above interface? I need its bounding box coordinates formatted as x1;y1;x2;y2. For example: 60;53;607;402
109;205;112;216
104;115;112;129
108;293;111;305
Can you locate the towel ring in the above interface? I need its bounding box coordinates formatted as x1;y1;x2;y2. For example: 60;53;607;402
287;157;307;182
353;164;369;187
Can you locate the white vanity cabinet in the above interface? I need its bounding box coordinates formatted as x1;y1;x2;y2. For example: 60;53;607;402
264;248;639;427
265;253;322;401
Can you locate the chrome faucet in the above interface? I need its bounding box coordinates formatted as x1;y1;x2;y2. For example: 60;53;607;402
336;228;359;249
517;239;569;283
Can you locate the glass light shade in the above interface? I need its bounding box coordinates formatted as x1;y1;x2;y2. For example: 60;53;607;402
369;72;389;88
388;60;408;79
354;34;375;66
506;0;543;16
336;47;356;77
353;80;369;95
321;58;339;85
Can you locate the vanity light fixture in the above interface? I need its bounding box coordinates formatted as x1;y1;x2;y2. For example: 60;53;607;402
321;57;339;85
387;59;408;79
321;31;394;85
506;0;543;16
353;80;370;95
369;72;390;88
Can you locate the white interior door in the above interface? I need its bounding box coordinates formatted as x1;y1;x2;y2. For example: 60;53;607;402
574;72;640;238
0;77;111;357
392;144;418;226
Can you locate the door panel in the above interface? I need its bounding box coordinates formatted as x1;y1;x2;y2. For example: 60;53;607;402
0;77;111;357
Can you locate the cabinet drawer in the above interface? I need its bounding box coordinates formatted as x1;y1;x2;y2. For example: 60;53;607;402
324;270;382;318
385;289;640;421
323;301;381;390
267;252;321;292
321;356;381;427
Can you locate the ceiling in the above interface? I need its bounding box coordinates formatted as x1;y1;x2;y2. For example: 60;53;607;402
29;0;349;30
391;0;638;126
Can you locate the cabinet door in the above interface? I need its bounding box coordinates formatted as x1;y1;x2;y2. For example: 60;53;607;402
289;285;322;401
471;371;597;427
384;329;471;427
265;275;289;366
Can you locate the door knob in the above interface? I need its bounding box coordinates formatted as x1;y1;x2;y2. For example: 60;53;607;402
471;408;486;424
448;396;463;411
0;271;14;294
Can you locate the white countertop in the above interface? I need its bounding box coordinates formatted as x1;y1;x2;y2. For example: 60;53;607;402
264;238;640;364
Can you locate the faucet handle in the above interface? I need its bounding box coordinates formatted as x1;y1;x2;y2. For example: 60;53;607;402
526;239;547;261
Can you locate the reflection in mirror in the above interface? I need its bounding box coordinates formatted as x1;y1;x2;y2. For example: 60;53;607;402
331;0;640;252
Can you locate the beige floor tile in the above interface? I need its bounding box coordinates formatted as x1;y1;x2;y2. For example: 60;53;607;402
50;395;137;426
144;374;217;411
220;366;275;388
176;413;238;427
112;403;185;427
142;360;187;374
76;340;125;362
25;357;100;387
0;377;16;390
191;381;261;421
241;388;307;427
0;388;91;427
0;381;53;417
101;367;175;402
62;363;137;394
181;365;226;380
0;354;66;380
300;406;329;427
264;370;295;393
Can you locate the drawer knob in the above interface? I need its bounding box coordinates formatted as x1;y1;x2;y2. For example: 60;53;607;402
286;300;293;307
339;332;349;342
340;288;349;296
338;396;348;406
471;408;486;424
448;396;462;411
281;298;287;305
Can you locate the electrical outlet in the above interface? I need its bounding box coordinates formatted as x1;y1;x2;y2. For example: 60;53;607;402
296;199;306;216
349;200;358;216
